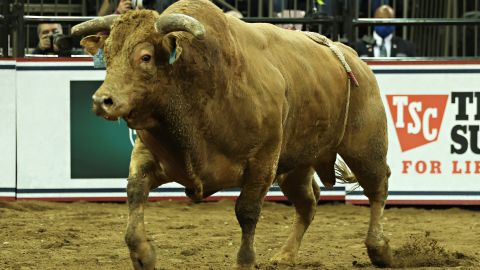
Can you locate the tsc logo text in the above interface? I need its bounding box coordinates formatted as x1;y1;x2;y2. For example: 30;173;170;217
386;95;448;152
450;92;480;154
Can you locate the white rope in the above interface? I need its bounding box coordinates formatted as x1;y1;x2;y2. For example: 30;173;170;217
302;31;359;87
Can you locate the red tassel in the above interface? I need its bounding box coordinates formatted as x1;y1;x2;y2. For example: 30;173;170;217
347;71;359;87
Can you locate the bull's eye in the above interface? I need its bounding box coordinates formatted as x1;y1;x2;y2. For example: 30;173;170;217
141;54;152;63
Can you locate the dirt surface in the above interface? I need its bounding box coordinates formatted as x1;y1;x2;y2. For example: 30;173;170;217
0;200;479;270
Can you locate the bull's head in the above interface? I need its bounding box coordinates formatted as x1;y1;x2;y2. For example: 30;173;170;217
72;11;205;129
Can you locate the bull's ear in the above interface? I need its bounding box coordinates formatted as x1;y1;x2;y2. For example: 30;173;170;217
161;33;183;65
80;34;108;55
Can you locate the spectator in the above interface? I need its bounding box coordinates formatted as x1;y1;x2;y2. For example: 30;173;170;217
353;5;415;57
32;23;63;55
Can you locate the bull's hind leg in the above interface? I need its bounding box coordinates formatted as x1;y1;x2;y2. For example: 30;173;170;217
338;72;393;267
364;176;392;268
271;167;319;265
125;139;167;270
339;153;393;267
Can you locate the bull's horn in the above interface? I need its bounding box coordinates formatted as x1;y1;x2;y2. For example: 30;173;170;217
154;13;205;39
71;14;119;36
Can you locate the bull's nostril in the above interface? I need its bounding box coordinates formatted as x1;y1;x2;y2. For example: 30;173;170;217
103;98;114;106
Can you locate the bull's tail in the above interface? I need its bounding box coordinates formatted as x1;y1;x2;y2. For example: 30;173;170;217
334;158;358;184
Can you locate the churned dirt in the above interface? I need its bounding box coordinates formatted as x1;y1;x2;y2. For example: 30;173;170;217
0;200;479;270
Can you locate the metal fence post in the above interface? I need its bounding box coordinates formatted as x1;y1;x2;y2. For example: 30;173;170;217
1;0;10;57
11;0;25;57
331;0;339;40
344;0;358;44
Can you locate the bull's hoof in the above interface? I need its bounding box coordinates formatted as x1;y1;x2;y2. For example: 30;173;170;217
235;264;256;270
366;241;394;268
129;241;156;270
270;250;296;266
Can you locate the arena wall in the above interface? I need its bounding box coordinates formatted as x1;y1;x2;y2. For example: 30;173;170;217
0;59;17;200
2;58;480;204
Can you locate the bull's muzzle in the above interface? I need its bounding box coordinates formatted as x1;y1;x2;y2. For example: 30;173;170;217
92;94;116;119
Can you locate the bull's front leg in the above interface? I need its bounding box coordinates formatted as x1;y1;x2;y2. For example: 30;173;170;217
125;140;166;270
235;146;279;269
125;175;155;270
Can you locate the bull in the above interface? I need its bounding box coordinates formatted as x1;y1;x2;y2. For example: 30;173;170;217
72;0;393;269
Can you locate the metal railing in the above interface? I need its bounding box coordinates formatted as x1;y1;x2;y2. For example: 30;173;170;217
2;0;480;58
1;0;339;57
353;18;480;26
354;0;480;57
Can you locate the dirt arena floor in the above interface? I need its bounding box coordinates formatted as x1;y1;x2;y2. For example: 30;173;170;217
0;199;479;270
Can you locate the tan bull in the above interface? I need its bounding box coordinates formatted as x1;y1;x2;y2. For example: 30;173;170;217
72;0;392;269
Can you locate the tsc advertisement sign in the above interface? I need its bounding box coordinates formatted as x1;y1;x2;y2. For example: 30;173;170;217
347;62;480;204
388;93;480;175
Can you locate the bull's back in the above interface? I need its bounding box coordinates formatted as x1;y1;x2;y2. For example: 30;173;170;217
230;20;358;161
230;18;385;168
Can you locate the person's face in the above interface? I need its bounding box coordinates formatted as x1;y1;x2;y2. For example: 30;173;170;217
38;24;63;39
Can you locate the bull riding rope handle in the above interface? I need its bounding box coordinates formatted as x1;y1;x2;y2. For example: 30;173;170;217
303;32;360;87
